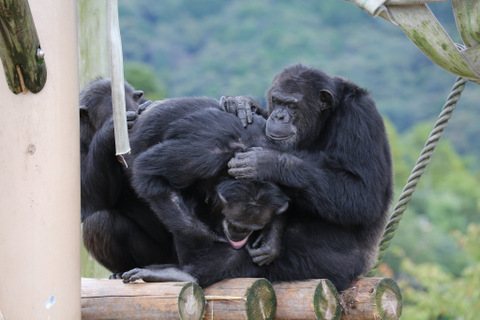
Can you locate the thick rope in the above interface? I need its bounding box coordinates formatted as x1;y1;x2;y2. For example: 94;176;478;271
367;76;468;277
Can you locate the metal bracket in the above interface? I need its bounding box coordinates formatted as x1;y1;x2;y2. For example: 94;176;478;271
0;0;47;94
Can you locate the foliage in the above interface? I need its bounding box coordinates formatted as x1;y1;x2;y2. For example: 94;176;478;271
117;0;480;166
394;224;480;320
382;121;480;277
124;61;167;101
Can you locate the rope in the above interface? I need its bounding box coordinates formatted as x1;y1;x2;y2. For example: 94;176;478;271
367;76;468;277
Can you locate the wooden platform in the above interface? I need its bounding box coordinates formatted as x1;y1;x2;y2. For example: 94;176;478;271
81;277;402;320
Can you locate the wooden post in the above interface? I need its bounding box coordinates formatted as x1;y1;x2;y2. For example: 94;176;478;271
273;279;341;320
0;0;47;93
203;278;277;320
81;279;205;320
0;1;80;318
77;0;110;87
339;278;402;320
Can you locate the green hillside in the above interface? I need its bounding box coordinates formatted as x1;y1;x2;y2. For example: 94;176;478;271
118;0;480;166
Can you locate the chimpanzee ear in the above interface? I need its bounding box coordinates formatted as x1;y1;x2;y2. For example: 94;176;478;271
319;90;334;110
133;90;144;101
79;105;89;120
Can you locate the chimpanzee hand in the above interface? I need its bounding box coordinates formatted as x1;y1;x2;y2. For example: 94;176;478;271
246;233;281;266
126;111;138;130
246;216;284;266
219;96;257;127
138;100;153;115
228;147;279;180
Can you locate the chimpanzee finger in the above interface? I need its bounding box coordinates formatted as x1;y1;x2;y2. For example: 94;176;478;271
228;151;252;163
235;97;254;125
234;97;250;127
219;96;228;111
251;234;263;248
122;268;143;283
245;100;253;125
126;111;139;129
109;272;123;279
126;110;138;121
227;167;255;179
227;157;245;170
226;96;237;114
237;107;248;127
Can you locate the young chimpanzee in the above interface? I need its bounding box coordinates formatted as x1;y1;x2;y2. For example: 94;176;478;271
80;78;177;274
123;64;393;291
127;99;290;267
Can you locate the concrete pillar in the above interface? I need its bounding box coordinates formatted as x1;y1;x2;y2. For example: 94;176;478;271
0;1;80;319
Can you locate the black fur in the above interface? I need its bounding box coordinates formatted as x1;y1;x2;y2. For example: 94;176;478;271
123;65;393;291
80;78;176;274
128;99;289;265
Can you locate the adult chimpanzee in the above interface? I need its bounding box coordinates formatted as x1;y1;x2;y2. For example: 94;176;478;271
80;78;177;274
127;99;290;266
123;64;393;291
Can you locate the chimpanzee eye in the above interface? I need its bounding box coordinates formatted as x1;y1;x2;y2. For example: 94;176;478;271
287;105;297;116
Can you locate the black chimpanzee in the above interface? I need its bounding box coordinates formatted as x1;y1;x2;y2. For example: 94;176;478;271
122;64;393;291
81;87;288;275
127;99;290;266
80;78;177;274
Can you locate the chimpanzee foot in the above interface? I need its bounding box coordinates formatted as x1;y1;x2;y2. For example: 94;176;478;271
122;267;197;283
109;272;123;279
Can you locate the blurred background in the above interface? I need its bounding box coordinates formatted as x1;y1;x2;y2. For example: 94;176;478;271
82;1;480;318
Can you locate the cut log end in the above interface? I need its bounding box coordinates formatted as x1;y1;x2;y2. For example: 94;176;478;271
178;282;206;320
245;278;277;320
314;279;341;320
339;278;402;320
376;278;402;320
273;279;341;320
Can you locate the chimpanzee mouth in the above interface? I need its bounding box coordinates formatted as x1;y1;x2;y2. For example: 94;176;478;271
222;220;253;249
266;130;294;141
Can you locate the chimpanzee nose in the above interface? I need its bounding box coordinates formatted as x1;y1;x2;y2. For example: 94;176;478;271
275;108;289;122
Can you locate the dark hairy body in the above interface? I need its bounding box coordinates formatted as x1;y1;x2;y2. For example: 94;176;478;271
80;78;177;274
127;98;290;269
122;64;393;291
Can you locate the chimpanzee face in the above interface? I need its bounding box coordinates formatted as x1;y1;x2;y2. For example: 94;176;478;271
216;180;289;249
265;65;335;150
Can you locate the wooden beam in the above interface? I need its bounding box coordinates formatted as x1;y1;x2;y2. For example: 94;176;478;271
81;278;205;320
0;0;47;94
80;277;402;319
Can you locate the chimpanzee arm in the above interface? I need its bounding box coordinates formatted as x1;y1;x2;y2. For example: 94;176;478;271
122;265;197;283
132;149;227;244
227;147;389;227
81;111;137;218
132;138;233;189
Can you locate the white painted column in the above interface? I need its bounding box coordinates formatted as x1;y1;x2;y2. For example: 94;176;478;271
0;1;80;319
